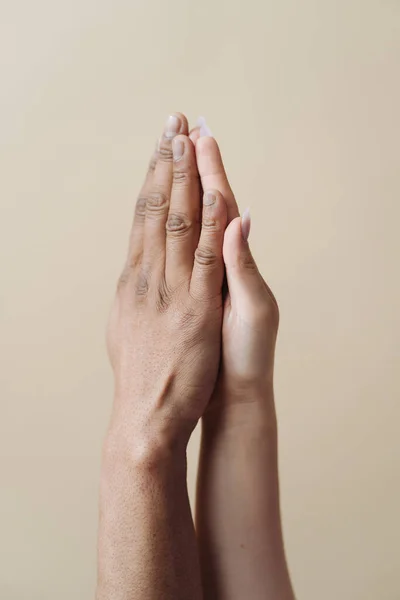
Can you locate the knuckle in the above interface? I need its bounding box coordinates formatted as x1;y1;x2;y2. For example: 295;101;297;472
195;246;218;267
239;253;257;271
166;213;191;236
156;278;172;313
201;216;220;232
135;268;149;297
172;169;190;186
146;192;169;216
158;144;174;162
135;196;147;219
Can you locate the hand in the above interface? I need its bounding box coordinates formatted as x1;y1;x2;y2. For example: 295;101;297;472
106;114;228;457
193;126;294;600
217;210;280;402
190;126;279;407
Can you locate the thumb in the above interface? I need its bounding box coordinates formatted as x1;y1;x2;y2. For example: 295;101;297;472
223;209;266;307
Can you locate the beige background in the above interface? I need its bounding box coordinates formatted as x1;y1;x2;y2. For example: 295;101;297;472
1;1;399;598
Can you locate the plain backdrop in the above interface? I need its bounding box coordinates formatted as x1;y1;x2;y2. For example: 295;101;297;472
1;1;399;599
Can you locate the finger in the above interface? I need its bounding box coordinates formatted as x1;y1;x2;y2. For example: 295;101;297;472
127;145;157;267
142;113;189;273
153;112;189;194
195;136;239;223
189;116;212;144
223;211;271;312
189;127;200;145
190;189;227;301
165;135;201;287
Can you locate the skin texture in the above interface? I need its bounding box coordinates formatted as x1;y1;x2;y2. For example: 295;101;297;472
97;113;228;600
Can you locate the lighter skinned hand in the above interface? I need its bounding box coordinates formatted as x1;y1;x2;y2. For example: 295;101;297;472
106;114;228;456
190;126;279;408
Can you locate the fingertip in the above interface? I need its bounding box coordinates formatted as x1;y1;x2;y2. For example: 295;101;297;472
197;116;213;138
173;112;189;135
189;127;200;145
195;135;221;161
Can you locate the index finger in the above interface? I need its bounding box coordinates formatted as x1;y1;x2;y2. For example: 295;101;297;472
194;135;240;223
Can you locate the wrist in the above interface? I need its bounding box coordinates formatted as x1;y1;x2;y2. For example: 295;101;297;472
205;382;277;426
102;415;188;476
202;394;278;444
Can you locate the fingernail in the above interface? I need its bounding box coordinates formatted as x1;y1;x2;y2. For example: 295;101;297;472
164;115;181;139
197;116;213;138
241;208;251;241
204;191;216;206
172;138;184;161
